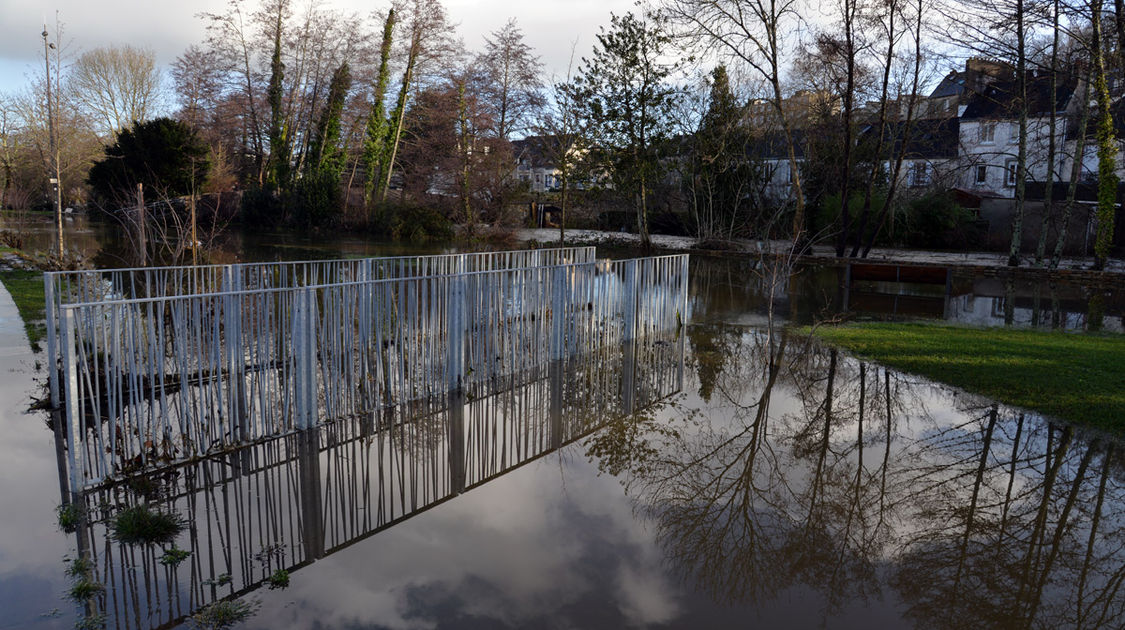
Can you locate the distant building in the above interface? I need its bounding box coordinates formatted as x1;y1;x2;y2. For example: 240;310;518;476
512;135;563;193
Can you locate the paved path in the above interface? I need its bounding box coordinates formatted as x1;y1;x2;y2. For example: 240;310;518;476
516;228;1125;273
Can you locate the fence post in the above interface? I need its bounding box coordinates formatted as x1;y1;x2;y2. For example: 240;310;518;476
61;308;84;492
293;288;318;430
620;260;638;414
550;266;566;361
296;426;325;560
45;274;59;408
222;266;248;443
623;259;637;342
446;271;467;494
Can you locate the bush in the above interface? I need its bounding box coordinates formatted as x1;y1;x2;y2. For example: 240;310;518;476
366;202;454;242
238;187;284;228
288;171;342;228
898;192;983;249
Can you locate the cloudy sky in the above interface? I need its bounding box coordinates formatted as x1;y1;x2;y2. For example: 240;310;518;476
0;0;638;95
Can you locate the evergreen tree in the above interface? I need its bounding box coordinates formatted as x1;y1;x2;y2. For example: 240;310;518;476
574;12;679;248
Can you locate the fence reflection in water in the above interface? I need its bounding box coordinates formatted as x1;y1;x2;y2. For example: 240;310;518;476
61;330;685;630
56;253;688;490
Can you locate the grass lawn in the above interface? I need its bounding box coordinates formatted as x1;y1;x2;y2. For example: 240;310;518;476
0;269;46;352
811;322;1125;433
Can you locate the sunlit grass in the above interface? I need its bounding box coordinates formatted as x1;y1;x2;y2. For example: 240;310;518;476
811;322;1125;432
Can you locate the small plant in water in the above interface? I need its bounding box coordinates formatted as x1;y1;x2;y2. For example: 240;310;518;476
202;573;232;587
159;546;192;567
266;569;289;590
190;598;259;630
56;503;82;533
64;555;95;579
110;505;185;546
67;577;105;602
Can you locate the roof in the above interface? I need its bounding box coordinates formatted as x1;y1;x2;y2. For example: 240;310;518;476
961;71;1078;119
512;135;556;169
858;117;960;160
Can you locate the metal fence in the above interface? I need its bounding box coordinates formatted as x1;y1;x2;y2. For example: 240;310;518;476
64;332;684;630
58;253;689;490
44;247;597;407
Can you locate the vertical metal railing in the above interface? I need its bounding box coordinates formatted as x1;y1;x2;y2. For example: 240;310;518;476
57;253;688;491
45;247;597;409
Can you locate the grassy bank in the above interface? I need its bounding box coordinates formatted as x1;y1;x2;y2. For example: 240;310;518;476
0;268;46;352
811;322;1125;432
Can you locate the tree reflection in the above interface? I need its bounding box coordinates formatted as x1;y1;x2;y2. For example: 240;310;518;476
588;324;1125;628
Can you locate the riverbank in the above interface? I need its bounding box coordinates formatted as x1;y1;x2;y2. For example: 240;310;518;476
517;228;1125;276
810;322;1125;433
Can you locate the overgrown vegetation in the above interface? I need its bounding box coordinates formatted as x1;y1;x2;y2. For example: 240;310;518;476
110;505;186;546
811;322;1125;431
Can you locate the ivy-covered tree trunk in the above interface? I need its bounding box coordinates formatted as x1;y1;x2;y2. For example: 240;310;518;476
363;10;395;209
266;8;290;192
306;62;351;180
378;38;419;204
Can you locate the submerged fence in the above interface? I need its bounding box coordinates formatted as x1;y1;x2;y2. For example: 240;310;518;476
55;252;689;490
44;247;597;407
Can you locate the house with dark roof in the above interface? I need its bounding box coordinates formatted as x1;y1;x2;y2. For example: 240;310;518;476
511;135;563;193
870;117;962;190
957;70;1080;197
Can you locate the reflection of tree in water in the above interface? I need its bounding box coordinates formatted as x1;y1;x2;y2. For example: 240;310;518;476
892;411;1124;629
589;325;1125;628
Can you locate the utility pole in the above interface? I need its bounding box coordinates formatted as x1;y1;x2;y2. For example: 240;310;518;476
42;23;63;256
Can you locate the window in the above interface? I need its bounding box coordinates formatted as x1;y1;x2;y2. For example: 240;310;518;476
1004;158;1018;187
975;165;987;185
1009;122;1018;144
910;162;931;187
979;122;996;144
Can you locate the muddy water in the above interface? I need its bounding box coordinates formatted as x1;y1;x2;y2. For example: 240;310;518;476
0;214;1121;629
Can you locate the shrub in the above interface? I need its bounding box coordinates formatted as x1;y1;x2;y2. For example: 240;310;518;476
288;171;342;228
899;192;983;249
367;202;454;242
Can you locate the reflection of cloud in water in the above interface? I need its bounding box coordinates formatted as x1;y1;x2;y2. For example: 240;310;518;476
250;450;679;629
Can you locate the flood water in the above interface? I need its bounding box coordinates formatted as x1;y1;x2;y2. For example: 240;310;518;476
0;213;1123;629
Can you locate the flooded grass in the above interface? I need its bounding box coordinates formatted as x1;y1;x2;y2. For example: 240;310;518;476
110;505;185;546
812;322;1125;431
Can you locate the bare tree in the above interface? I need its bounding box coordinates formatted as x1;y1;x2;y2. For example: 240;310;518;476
70;45;165;136
661;0;810;244
535;40;585;243
478;19;545;141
